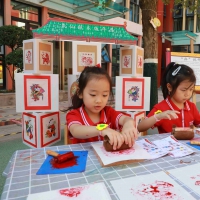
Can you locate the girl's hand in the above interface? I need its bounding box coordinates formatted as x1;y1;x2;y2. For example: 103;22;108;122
156;110;180;121
102;128;125;150
121;120;137;148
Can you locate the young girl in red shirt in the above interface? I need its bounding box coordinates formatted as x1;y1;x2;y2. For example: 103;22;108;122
66;66;137;150
138;62;200;134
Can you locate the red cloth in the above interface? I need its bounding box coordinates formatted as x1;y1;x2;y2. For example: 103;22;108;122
66;105;123;144
147;96;200;134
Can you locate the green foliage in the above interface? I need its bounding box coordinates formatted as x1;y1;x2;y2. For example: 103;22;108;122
0;25;32;51
5;49;23;71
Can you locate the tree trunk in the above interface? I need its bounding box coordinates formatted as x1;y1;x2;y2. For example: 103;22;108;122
139;0;158;111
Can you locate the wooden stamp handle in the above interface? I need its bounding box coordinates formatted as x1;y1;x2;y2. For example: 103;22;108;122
46;150;59;157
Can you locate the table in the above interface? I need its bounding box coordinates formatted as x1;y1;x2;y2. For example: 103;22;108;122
1;133;200;200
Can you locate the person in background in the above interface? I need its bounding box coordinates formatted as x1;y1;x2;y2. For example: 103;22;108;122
138;62;200;134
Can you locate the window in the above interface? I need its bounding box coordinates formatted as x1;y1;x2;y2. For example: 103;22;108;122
186;17;194;31
173;18;182;31
129;0;139;23
11;0;41;23
173;3;183;18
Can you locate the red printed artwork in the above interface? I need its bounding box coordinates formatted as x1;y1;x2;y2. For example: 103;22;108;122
41;51;50;65
59;187;83;197
22;112;37;148
40;112;60;147
133;181;177;199
25;50;32;64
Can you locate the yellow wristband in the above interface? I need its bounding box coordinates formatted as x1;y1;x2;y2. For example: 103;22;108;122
154;110;162;114
96;124;108;131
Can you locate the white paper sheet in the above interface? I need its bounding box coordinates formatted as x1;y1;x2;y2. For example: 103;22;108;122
153;136;194;158
27;182;111;200
111;171;195;200
136;139;169;159
92;142;152;165
168;163;200;196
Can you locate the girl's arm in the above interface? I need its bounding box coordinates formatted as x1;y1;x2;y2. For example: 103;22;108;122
118;115;138;147
69;124;125;150
137;110;180;132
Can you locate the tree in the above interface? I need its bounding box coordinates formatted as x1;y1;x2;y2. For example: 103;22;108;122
0;25;32;90
139;0;199;111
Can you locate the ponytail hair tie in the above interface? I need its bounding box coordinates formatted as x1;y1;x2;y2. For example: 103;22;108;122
96;63;101;68
172;66;181;76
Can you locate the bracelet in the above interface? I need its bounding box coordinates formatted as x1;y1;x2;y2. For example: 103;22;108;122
154;114;160;122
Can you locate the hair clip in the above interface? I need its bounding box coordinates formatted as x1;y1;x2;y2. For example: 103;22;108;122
172;66;181;76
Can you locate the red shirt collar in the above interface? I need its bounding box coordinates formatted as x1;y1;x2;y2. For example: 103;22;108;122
79;105;107;125
165;96;190;111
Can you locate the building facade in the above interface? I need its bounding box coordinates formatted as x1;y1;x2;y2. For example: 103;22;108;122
0;0;142;90
157;0;200;85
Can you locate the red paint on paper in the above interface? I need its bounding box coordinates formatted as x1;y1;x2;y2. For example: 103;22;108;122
195;181;200;186
59;187;83;197
50;155;78;169
133;181;177;199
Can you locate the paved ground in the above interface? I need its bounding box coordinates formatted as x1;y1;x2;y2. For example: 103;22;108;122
1;88;200;142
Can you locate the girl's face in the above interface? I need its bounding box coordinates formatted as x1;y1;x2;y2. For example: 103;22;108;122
168;80;195;106
79;77;110;117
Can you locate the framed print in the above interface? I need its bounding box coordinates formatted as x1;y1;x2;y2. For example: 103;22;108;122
115;76;151;111
24;75;51;110
23;39;53;74
40;112;60;147
134;111;145;129
24;42;34;70
120;49;132;75
16;73;59;112
72;41;101;74
39;42;52;71
22;112;37;148
122;78;144;109
120;46;144;77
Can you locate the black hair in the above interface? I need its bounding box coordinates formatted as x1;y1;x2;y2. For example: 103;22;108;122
161;62;196;99
67;66;114;111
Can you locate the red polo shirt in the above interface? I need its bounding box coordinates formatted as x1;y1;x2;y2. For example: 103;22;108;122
147;97;200;134
66;105;123;144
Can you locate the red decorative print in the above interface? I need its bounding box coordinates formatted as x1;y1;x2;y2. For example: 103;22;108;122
132;181;180;199
26;50;32;63
59;187;83;197
45;118;56;138
81;55;93;66
101;146;135;157
123;55;130;67
195;181;200;186
41;52;50;65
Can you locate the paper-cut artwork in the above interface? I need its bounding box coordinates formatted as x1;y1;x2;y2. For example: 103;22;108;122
27;182;111;200
40;50;50;65
153;135;194;157
22;113;37;148
168;163;200;196
30;83;45;101
92;142;152;166
111;171;195;200
24;75;51;110
122;55;131;68
122;78;144;109
40;112;60;147
78;52;95;66
25;49;32;64
137;55;143;68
